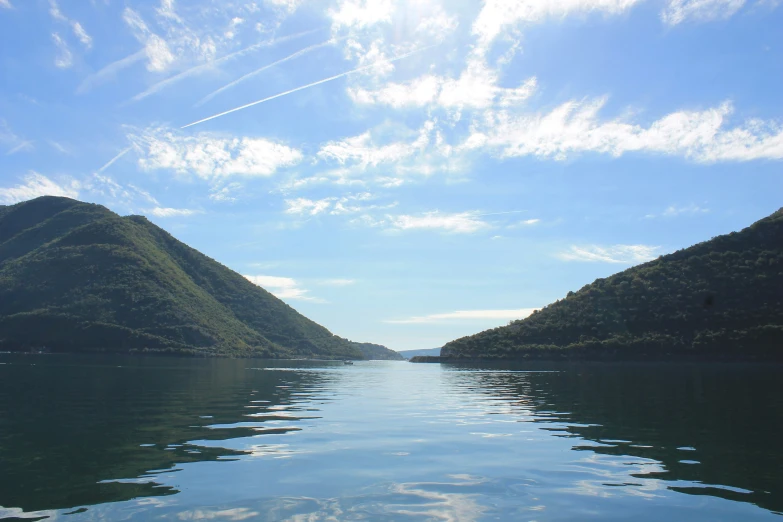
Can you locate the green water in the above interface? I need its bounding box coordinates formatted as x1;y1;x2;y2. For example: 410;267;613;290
0;355;781;520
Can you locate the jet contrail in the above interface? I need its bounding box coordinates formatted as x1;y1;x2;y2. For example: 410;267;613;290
195;37;343;107
126;28;323;104
182;45;435;129
95;147;132;174
77;49;146;95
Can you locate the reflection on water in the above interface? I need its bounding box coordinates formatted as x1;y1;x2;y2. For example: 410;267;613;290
0;355;781;521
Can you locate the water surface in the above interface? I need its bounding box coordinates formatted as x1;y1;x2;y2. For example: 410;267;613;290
0;355;781;520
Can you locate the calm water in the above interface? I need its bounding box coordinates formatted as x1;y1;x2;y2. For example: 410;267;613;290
0;355;781;521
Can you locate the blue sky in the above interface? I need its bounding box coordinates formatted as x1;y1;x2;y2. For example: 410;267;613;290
1;0;782;351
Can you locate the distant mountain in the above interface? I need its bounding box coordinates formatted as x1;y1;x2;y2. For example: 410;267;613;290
350;342;404;360
442;208;783;361
398;348;441;359
0;196;373;359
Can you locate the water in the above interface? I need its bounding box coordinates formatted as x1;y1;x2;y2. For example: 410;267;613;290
0;355;781;521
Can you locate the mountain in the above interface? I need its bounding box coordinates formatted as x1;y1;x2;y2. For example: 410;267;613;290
350;342;404;360
442;208;783;361
398;348;441;359
0;196;373;359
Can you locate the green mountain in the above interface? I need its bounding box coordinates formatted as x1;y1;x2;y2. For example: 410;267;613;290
0;196;388;359
350;342;404;360
442;208;783;361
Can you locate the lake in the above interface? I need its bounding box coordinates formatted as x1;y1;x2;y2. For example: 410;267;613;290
0;355;781;521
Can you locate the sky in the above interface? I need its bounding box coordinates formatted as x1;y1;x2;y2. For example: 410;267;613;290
1;0;782;352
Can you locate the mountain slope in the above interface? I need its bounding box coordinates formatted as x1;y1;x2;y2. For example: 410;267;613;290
442;208;783;360
350;342;404;360
0;196;367;358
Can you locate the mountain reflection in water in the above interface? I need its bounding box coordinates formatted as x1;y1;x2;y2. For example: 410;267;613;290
1;355;781;521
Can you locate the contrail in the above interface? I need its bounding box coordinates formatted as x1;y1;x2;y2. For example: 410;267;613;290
195;37;343;107
126;28;323;104
95;147;132;174
182;45;435;129
77;49;146;95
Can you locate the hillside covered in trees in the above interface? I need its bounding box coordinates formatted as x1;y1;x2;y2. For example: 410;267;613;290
441;208;783;361
0;196;397;359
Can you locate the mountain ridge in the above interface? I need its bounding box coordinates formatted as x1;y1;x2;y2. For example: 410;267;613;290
0;196;397;359
440;208;783;361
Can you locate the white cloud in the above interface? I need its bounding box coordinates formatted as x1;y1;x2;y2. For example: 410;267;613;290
508;218;540;227
264;0;302;13
130;128;303;180
209;182;243;203
349;61;537;111
49;1;92;49
284;197;333;216
244;275;324;302
389;211;490;234
557;244;660;263
662;0;746;25
284;193;396;217
0;0;12;9
48;141;70;154
82;173;160;208
647;204;710;218
329;0;394;30
461;99;783;162
123;7;175;72
318;130;420;168
0;172;79;204
71;22;92;48
385;308;538;324
472;0;642;51
147;207;201;217
52;33;73;68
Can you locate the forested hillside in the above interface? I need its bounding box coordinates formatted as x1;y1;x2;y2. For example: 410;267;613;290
442;208;783;360
0;196;378;358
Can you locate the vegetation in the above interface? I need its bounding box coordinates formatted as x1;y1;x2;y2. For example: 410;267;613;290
350;342;404;360
442;208;783;361
0;196;395;359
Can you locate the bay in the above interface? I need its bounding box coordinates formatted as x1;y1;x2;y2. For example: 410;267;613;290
0;354;781;521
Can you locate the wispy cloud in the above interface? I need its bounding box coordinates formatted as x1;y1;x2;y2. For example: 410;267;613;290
52;32;73;68
182;44;435;129
49;0;92;49
389;211;490;234
129;29;324;104
244;275;325;302
48;141;71;155
385;308;538;324
0;120;33;155
662;0;747;25
646;204;710;218
196;36;340;107
123;7;174;72
147;207;202;217
84;174;159;207
6;141;34;155
129;127;302;180
557;244;661;263
460;100;783;163
0;172;79;204
284;193;394;217
0;0;13;9
472;0;643;52
77;50;146;94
